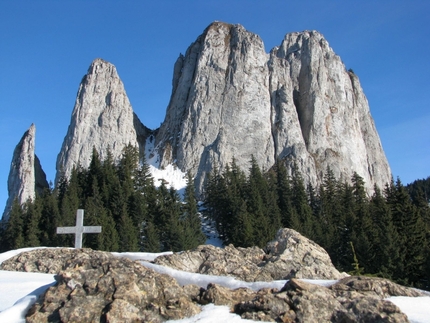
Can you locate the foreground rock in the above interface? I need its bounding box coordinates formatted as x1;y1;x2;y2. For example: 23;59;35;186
201;278;419;322
2;248;200;322
2;246;426;322
154;228;347;281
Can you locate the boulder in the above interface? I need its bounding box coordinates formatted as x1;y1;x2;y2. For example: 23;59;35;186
2;248;200;322
211;278;416;322
154;228;347;281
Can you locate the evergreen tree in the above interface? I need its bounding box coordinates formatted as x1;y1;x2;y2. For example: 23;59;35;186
180;171;206;249
291;164;314;239
386;178;427;285
23;198;42;247
369;185;399;277
142;220;160;252
275;159;298;229
2;199;25;251
351;172;375;274
117;205;139;252
39;186;61;247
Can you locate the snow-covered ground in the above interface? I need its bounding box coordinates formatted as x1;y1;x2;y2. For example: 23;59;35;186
1;248;430;323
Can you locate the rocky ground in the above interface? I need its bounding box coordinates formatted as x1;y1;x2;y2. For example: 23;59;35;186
1;229;425;322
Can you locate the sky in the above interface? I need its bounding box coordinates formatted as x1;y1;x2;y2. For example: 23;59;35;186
1;1;429;215
1;247;430;322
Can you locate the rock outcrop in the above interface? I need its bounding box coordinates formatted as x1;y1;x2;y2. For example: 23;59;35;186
2;248;425;323
199;278;418;322
55;58;150;184
2;248;200;323
2;124;48;221
155;22;391;193
154;228;347;281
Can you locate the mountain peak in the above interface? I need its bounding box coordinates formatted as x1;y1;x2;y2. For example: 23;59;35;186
55;59;148;184
2;124;48;221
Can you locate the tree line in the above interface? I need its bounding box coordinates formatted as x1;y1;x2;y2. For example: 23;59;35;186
1;148;429;290
204;158;430;290
0;145;205;253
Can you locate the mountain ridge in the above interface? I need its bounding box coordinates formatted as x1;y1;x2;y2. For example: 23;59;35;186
3;22;391;218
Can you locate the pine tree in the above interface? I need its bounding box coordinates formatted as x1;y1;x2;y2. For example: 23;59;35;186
385;178;427;285
2;199;25;251
291;164;314;239
180;171;205;249
97;209;119;252
142;220;160;252
275;159;297;229
23;198;42;247
351;172;375;274
39;186;61;247
369;185;399;277
118;205;139;252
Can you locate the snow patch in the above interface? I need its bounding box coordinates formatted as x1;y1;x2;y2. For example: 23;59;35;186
166;304;272;323
145;135;187;195
140;261;288;291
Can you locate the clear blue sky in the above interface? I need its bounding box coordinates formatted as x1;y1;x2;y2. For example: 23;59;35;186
1;1;429;215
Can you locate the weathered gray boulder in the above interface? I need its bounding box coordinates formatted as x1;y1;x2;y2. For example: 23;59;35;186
154;228;347;281
201;278;419;322
2;124;48;221
6;248;201;323
55;58;150;184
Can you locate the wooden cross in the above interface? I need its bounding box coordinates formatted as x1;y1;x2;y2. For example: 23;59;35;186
56;209;102;248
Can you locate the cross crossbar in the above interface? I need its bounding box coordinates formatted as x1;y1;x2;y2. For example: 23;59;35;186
56;209;102;248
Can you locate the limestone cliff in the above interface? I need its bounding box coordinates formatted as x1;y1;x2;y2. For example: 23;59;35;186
156;22;275;192
55;58;150;183
2;124;48;221
155;23;391;193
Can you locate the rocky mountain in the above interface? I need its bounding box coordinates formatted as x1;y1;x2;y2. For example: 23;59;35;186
155;22;391;193
55;58;150;184
2;124;48;221
3;22;392;218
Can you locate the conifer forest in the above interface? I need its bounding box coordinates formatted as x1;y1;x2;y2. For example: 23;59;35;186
1;146;429;290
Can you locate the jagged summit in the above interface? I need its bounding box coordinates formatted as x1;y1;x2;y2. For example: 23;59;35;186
155;22;391;193
3;22;392;216
2;124;48;221
55;58;150;184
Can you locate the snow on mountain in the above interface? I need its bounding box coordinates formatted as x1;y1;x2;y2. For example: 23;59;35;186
146;135;187;194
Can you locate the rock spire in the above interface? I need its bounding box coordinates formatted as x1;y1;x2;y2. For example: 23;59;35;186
2;124;48;221
55;58;149;183
155;22;391;193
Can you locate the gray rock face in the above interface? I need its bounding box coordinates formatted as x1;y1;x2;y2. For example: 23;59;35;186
55;58;150;183
156;22;274;193
154;228;347;281
270;31;391;188
2;124;48;221
155;22;391;193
